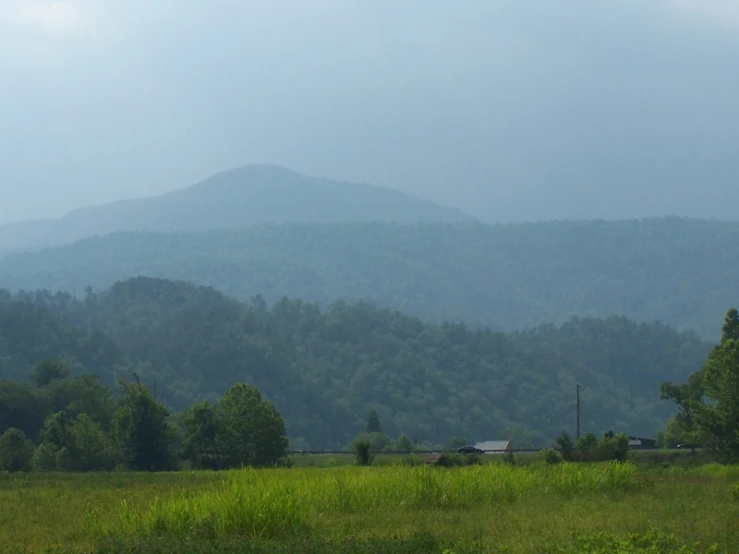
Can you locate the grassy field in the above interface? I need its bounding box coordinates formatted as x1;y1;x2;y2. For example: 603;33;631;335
0;461;737;553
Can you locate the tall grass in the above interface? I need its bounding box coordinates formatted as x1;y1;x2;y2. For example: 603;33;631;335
3;463;739;553
110;462;638;540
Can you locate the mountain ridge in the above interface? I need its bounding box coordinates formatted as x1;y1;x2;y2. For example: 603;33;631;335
0;165;476;254
2;217;737;340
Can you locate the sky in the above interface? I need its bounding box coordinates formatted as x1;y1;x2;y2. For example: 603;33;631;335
1;0;739;224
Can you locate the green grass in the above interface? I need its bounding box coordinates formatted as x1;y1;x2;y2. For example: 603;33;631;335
0;462;737;553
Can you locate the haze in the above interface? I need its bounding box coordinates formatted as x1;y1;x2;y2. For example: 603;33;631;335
2;0;739;225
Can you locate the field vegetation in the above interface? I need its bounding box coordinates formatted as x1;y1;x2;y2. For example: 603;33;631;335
1;461;737;553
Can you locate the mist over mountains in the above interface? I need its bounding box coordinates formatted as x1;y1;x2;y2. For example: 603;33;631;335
0;165;474;254
1;162;735;445
0;277;711;447
1;164;736;341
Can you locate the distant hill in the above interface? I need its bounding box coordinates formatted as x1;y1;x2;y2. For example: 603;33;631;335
0;277;711;448
0;165;475;253
2;217;737;339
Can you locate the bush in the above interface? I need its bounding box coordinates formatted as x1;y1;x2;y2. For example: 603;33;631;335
730;483;739;502
353;440;373;466
576;432;599;459
555;432;575;462
564;432;630;463
435;453;461;467
558;529;719;554
541;448;563;465
434;453;482;467
595;433;630;463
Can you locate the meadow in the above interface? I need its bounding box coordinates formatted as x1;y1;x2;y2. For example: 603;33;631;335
1;459;738;553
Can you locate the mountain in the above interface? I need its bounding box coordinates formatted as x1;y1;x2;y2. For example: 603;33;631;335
0;165;475;253
1;217;737;340
0;278;711;448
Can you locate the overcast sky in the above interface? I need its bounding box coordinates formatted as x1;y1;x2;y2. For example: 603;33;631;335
1;0;739;224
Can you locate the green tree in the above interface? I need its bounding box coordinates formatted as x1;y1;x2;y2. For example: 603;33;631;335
576;432;598;461
216;384;288;468
660;371;704;447
348;432;390;453
396;434;413;452
31;359;71;388
0;428;34;472
692;308;739;461
0;381;46;439
353;439;373;466
32;443;58;471
63;375;115;429
38;411;77;470
111;380;176;471
366;409;383;434
181;400;223;469
555;432;575;462
70;413;114;471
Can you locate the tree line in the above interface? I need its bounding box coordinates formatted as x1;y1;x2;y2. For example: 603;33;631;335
0;360;288;472
0;277;713;449
3;308;739;470
2;218;738;339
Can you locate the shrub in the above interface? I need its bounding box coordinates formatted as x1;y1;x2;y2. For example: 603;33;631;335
542;448;563;465
559;529;720;554
576;432;599;459
435;453;461;467
730;483;739;502
435;453;483;467
595;433;630;463
353;440;373;466
555;432;575;462
396;434;413;452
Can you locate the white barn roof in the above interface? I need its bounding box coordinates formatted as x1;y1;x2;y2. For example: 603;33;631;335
474;440;511;453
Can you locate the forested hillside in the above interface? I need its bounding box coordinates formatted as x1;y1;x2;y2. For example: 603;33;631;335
0;278;711;448
0;165;474;253
2;217;737;339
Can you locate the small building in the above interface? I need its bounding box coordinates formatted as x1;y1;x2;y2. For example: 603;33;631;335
474;440;512;454
628;436;657;449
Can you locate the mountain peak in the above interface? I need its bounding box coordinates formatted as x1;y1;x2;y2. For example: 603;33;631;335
0;166;475;254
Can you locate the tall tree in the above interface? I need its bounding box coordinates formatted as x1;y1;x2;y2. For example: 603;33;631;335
660;371;704;446
691;308;739;461
181;400;223;469
38;411;77;470
70;413;114;471
217;383;288;468
111;379;176;471
366;409;383;434
31;359;71;388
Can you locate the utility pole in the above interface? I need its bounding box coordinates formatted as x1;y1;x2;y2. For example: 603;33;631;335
576;384;582;441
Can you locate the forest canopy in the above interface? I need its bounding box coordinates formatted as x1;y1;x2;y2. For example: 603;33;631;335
1;217;737;339
0;277;712;449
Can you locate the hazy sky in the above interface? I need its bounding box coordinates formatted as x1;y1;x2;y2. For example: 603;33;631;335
1;0;739;224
